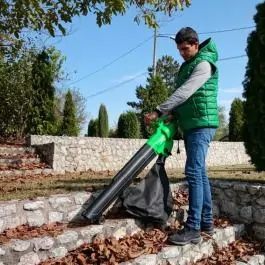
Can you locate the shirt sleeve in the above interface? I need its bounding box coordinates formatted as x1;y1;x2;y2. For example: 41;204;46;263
156;61;213;113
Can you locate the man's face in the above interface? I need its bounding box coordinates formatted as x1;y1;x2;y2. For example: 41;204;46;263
177;41;199;61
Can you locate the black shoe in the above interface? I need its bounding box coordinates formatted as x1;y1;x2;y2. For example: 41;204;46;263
168;225;201;246
201;224;214;236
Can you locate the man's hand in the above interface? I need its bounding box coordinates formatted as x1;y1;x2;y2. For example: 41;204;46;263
144;111;159;126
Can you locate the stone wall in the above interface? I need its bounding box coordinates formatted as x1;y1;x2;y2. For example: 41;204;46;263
28;135;250;174
0;192;92;233
0;184;181;234
0;218;142;265
0;182;264;241
1;224;248;265
211;180;265;241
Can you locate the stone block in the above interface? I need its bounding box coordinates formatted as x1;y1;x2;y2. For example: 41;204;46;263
240;206;253;223
56;231;79;244
0;204;16;217
256;196;265;207
158;246;181;259
32;236;54;251
74;192;91;205
26;210;45;227
48;212;63;223
49;196;73;212
11;240;31;252
49;247;68;258
23;201;45;211
17;252;40;265
253;207;265;223
132;254;157;265
80;225;104;243
0;248;6;256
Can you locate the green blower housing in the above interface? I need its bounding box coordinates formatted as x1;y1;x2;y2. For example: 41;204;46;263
147;116;178;157
82;116;178;223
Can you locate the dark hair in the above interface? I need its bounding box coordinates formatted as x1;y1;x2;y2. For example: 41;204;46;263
175;27;199;45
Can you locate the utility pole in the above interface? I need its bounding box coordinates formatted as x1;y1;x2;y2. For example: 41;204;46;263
152;27;157;77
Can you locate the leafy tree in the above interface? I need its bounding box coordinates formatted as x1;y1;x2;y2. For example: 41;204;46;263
98;104;109;137
60;90;79;136
243;2;265;170
154;55;180;95
229;98;244;141
109;127;117;138
213;106;229;141
56;88;87;132
27;50;58;135
0;52;33;138
0;1;191;42
0;46;65;138
87;119;99;137
117;111;140;138
128;73;168;138
128;55;180;138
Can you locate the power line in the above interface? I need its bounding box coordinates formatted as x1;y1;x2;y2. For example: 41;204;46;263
86;72;148;99
159;26;255;37
199;26;255;35
70;26;253;86
219;55;246;61
87;54;247;99
69;16;177;86
69;36;153;85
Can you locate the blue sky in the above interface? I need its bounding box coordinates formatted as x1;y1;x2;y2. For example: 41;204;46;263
48;0;262;134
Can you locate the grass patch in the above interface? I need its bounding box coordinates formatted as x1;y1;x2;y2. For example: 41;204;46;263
0;164;264;201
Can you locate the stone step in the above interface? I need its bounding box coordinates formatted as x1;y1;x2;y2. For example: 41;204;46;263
0;147;35;156
0;222;246;265
123;252;265;265
0;186;262;265
0;189;188;234
236;255;265;265
120;225;246;265
0;158;40;166
0;218;143;265
0;168;53;177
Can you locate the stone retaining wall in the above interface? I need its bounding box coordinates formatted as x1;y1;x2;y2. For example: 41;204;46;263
28;135;250;173
0;224;247;265
1;181;265;264
211;180;265;241
0;218;142;265
0;192;92;233
0;182;264;241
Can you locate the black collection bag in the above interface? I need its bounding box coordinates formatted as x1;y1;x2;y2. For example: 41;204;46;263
121;155;173;224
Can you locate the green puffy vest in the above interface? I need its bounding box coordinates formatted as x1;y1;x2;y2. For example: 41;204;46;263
175;38;219;133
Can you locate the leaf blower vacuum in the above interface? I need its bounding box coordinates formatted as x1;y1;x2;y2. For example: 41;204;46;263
81;116;177;223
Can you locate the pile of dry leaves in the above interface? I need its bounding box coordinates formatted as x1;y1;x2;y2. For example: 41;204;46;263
0;161;50;171
39;221;261;265
0;152;37;159
172;189;189;208
193;238;261;265
0;137;26;147
40;228;167;265
0;222;66;245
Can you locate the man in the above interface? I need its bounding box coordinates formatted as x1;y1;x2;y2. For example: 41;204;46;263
144;27;219;246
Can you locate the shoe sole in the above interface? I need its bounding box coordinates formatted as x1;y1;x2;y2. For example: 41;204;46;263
168;236;202;246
